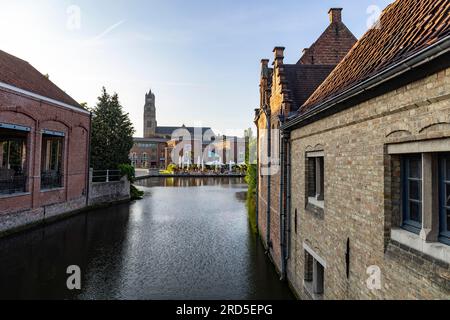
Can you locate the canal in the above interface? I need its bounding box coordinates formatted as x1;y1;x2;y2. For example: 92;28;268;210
0;177;294;300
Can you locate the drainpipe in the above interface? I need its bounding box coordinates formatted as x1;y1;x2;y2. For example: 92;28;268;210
255;121;260;235
279;129;286;280
85;111;93;207
286;135;292;262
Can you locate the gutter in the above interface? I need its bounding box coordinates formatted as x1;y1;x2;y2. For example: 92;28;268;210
282;35;450;131
0;80;90;115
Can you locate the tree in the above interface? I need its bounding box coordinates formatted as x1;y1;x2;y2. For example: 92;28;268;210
90;87;135;170
244;128;257;165
244;128;257;192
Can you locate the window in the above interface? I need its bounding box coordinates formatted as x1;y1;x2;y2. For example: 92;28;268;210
307;152;325;207
440;154;450;245
401;155;422;234
0;128;27;195
304;250;324;299
41;134;64;190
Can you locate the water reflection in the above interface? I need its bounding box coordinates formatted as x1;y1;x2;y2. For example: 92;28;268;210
0;177;293;300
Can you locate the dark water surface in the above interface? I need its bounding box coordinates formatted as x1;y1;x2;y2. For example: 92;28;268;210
0;177;294;300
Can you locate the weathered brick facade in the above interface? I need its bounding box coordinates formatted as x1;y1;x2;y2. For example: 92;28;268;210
287;68;450;299
256;8;356;274
256;0;450;300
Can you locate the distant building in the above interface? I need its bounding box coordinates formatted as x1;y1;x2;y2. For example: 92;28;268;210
130;90;217;169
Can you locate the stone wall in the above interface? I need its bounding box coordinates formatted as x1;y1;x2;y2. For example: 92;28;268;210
287;68;450;299
88;170;130;206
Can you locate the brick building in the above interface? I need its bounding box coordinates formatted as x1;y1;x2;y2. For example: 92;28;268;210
0;50;91;231
255;8;357;276
130;90;216;169
256;0;450;299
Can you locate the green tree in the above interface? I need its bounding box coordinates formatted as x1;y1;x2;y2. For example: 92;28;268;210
244;128;257;192
91;87;135;170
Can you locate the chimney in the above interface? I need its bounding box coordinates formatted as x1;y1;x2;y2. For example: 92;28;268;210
329;8;342;24
260;59;269;77
273;47;285;66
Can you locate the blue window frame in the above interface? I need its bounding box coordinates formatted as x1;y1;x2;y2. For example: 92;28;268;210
401;155;422;234
439;154;450;245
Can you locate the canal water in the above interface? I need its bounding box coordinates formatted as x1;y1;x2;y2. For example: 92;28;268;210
0;177;294;300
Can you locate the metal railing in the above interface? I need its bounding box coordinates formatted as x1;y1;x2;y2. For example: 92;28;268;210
92;170;122;183
41;172;63;190
0;175;27;195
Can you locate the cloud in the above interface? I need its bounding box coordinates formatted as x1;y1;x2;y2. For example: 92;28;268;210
88;20;126;44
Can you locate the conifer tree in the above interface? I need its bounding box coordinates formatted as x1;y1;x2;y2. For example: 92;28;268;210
90;87;135;170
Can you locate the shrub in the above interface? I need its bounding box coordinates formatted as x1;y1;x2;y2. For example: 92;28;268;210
118;164;136;183
130;184;144;200
245;164;257;193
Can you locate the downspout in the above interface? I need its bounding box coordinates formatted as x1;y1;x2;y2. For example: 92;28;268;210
286;135;292;261
85;111;93;207
279;129;286;280
266;110;272;250
255;123;259;235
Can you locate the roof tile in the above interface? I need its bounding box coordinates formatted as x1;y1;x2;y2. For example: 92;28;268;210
0;50;82;108
302;0;450;112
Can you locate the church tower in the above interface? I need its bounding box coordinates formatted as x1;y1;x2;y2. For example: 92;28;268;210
143;90;157;138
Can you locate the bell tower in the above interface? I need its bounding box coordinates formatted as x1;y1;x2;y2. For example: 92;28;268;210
144;90;157;138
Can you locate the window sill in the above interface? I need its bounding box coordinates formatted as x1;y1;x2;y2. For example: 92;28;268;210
308;197;324;209
306;198;325;219
41;187;65;193
0;192;31;200
303;281;324;301
391;228;450;264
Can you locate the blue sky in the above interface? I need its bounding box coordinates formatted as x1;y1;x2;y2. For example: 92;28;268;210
0;0;393;137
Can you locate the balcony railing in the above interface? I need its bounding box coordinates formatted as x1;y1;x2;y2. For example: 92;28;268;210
0;175;27;195
92;170;122;183
41;171;63;190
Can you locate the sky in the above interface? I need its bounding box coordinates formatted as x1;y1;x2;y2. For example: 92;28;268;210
0;0;394;137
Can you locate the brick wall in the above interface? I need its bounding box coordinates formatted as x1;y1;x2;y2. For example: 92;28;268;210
0;87;90;229
286;68;450;299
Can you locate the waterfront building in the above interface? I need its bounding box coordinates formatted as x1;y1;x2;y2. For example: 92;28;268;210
0;49;91;230
255;8;357;279
256;0;450;299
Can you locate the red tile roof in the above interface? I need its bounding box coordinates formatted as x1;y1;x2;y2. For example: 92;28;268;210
302;0;450;111
0;50;83;108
